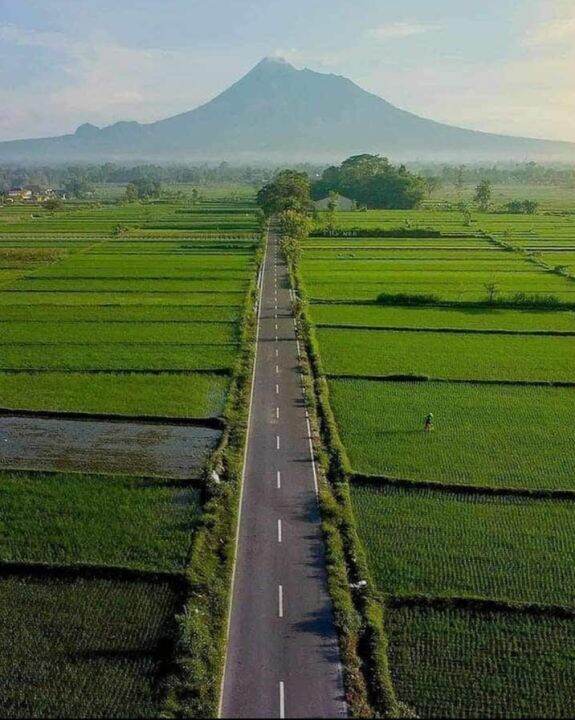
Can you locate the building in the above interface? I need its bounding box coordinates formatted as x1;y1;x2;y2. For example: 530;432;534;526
313;193;356;211
3;186;58;204
6;186;33;202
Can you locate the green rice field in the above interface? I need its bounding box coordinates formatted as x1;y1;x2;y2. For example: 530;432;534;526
350;483;575;604
317;327;575;381
328;379;575;489
387;604;575;718
0;470;201;571
0;191;261;715
310;302;575;332
304;204;575;718
0;570;183;718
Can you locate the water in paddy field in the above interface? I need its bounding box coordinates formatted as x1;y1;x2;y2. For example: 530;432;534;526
0;415;220;479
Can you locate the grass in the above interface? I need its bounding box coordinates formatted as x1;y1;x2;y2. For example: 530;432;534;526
0;291;244;305
328;379;575;489
309;303;575;332
34;254;254;276
0;570;183;719
350;483;575;605
317;328;575;382
0;193;263;717
0;470;201;572
0;343;237;371
300;203;575;718
0;304;241;322
0;321;238;344
11;278;249;293
0;371;229;417
303;270;575;302
387;603;575;718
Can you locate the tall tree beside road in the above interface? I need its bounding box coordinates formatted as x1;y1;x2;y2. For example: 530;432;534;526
256;170;311;216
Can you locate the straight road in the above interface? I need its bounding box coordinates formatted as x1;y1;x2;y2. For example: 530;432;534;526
220;231;346;718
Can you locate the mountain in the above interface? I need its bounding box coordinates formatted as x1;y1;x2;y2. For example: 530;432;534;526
1;57;574;164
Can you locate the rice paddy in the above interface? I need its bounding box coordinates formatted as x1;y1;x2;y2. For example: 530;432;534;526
387;604;575;718
302;205;575;717
0;191;261;716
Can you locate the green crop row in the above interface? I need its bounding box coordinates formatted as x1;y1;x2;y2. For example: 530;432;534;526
350;482;575;606
0;320;238;344
328;379;575;490
317;327;575;382
0;569;183;718
0;470;202;572
309;303;575;332
387;603;575;718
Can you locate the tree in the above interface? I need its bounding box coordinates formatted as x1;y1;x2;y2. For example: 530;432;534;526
424;176;442;197
112;223;130;237
326;191;338;230
484;282;499;303
311;155;425;210
256;170;311;216
128;177;162;200
42;197;64;211
277;209;311;242
474;180;492;212
63;176;94;199
455;165;466;193
124;183;139;203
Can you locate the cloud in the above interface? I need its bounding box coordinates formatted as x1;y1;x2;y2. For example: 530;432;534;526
0;23;235;140
524;17;575;46
367;22;439;41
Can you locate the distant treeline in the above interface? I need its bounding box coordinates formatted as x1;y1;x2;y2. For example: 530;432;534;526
412;161;575;188
0;162;323;193
2;160;574;198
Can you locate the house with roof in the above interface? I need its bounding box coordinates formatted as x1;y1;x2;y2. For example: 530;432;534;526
313;193;356;211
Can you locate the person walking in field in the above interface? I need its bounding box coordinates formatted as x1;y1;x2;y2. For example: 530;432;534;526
424;412;434;432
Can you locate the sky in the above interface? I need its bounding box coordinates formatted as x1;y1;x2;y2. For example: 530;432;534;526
0;0;573;143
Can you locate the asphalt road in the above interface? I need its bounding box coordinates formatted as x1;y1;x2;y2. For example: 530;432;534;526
220;231;346;718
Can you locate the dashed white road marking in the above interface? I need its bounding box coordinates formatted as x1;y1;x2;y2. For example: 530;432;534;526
276;435;280;450
275;364;279;374
276;470;281;488
276;407;280;419
305;416;319;496
278;585;284;618
275;348;279;357
277;519;282;543
275;384;279;394
279;682;285;719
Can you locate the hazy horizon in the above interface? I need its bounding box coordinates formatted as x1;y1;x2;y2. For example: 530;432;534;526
0;0;573;144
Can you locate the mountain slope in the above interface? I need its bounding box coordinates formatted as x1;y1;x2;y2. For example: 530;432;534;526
1;57;574;163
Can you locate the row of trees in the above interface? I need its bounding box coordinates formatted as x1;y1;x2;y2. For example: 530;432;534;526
0;162;323;197
416;161;575;189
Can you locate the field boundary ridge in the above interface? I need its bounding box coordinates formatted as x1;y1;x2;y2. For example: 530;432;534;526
316;323;575;337
386;592;575;620
326;372;575;388
352;473;575;501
